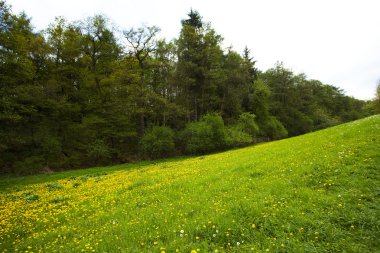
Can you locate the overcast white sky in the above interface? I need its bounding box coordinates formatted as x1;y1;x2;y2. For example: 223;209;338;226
6;0;380;100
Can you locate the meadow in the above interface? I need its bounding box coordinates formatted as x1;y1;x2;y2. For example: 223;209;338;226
0;115;379;253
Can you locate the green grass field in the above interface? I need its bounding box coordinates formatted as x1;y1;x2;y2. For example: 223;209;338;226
1;116;379;253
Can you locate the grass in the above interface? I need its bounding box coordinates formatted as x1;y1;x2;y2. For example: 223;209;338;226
0;115;379;253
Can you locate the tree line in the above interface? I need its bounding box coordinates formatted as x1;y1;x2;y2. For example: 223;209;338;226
0;2;375;174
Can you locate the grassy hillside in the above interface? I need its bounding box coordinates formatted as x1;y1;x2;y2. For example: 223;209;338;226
1;116;379;253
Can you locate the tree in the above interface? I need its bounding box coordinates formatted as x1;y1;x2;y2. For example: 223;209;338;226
0;2;48;173
374;83;380;113
124;25;160;137
176;9;223;121
219;50;246;122
80;15;120;94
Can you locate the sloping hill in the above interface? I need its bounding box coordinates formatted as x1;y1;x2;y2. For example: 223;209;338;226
1;116;379;252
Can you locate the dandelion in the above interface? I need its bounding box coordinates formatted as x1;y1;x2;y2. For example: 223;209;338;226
237;242;240;246
251;224;256;228
180;229;184;234
213;234;216;237
191;250;197;253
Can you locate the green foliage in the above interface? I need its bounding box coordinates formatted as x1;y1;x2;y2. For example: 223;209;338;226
373;84;380;113
237;112;259;137
46;183;64;191
24;194;39;203
183;113;225;154
262;116;288;140
139;126;175;158
87;140;111;164
182;121;214;154
50;196;67;203
13;156;46;175
225;126;253;147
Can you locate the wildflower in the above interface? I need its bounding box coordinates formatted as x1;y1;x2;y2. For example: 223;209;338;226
251;224;256;228
237;242;240;246
191;250;197;253
180;229;184;234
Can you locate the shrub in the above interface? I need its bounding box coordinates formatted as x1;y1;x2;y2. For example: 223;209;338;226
225;126;253;148
13;156;45;175
87;139;111;164
139;126;175;158
202;113;226;147
263;116;288;140
238;112;260;137
183;113;226;154
183;121;214;154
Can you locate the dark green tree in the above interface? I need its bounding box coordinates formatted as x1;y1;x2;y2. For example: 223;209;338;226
176;9;223;121
124;25;160;137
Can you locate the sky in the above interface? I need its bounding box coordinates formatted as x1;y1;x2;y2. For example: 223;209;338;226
6;0;380;100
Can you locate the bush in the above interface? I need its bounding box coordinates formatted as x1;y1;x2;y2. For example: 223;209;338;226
139;126;175;158
87;139;111;164
225;126;253;148
202;113;225;147
263;116;288;140
183;113;225;154
13;156;46;175
183;121;214;154
238;112;260;137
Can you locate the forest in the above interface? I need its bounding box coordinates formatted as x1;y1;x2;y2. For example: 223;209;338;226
0;1;377;174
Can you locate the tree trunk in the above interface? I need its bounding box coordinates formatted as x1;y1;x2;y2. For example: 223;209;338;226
138;63;145;137
193;95;198;121
138;112;145;138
